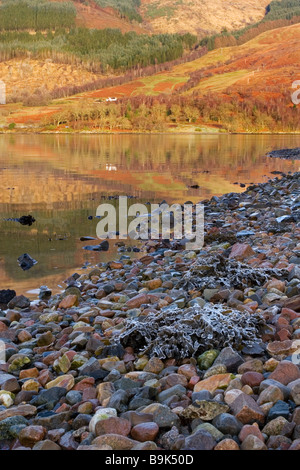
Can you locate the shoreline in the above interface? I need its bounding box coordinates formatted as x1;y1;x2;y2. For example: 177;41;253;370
2;130;300;136
0;171;300;450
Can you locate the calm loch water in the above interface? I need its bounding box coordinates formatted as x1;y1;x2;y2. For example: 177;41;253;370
0;133;299;296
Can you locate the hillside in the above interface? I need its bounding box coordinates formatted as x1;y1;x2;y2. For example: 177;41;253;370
67;22;300;102
140;0;271;36
4;21;296;133
72;0;146;34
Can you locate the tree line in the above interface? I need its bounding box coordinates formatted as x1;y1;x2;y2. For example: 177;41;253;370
0;28;197;73
41;90;300;133
0;0;77;30
93;0;142;23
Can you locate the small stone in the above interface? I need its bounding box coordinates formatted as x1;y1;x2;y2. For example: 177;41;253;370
194;374;232;393
142;404;179;428
264;358;279;372
146;279;162;290
288;378;300;405
19;426;46;448
230;393;265;424
22;379;39;393
92;434;136;450
266;340;293;359
108;389;129;413
214;439;240;450
7;295;30;310
238;359;264;374
132;441;157;450
214;347;243;372
8;355;31;373
178;364;197;379
32;440;61;450
54;354;71;374
267;400;290;420
65;390;82;406
197;350;219;370
18;330;32;343
158;384;186;403
45;374;75;391
131;422;159;442
229;243;255;261
97;382;115;405
262;416;295;437
257;385;284;406
144;357;164;374
0;391;14;408
267;435;292;450
224;389;244;406
184;430;216;450
95;417;131;437
37;331;54;347
0;404;36;421
89;408;117;434
204;364;227;379
0;416;28;440
240;435;267;450
289;439;300;450
239;423;264;443
269;360;300;385
58;295;79;309
241;372;264;388
19;368;39;380
180;401;229;421
212;413;243;435
78;402;93;414
126;293;149;309
193;422;223;441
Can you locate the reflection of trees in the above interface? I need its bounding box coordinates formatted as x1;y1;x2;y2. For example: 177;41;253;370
0;133;298;180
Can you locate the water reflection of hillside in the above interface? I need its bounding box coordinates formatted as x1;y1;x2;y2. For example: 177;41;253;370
0;133;299;295
0;134;299;210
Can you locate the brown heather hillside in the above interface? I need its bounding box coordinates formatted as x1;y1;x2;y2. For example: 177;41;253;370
71;0;147;34
140;0;271;36
54;0;271;36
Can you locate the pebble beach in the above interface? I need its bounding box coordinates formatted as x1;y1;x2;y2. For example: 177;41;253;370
0;171;300;451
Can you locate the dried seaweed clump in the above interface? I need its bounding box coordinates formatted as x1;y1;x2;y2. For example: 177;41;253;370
119;304;265;360
176;254;288;291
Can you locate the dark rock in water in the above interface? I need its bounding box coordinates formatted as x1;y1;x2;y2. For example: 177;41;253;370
268;148;300;160
0;289;16;308
17;253;37;271
38;286;52;301
18;215;36;226
4;215;35;226
83;240;109;252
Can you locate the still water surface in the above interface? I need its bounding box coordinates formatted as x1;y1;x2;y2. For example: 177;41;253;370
0;134;299;296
